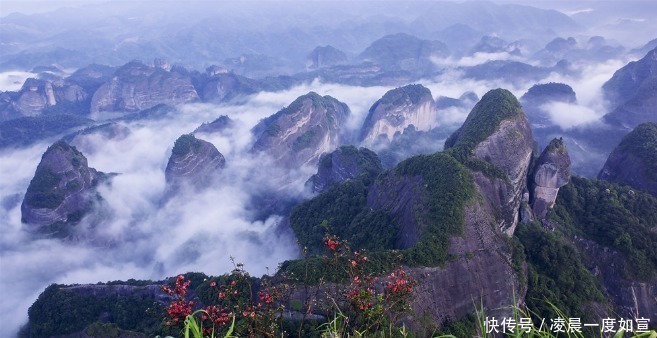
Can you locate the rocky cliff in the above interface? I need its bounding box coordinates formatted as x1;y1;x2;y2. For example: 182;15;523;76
306;145;383;193
194;115;234;134
445;88;534;235
520;82;577;126
306;45;348;70
603;47;657;129
359;84;438;145
90;60;198;114
358;33;449;72
164;134;225;194
251;92;350;168
598;122;657;196
531;138;571;219
21;140;105;235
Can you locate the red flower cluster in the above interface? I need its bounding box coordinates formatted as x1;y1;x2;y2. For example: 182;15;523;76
258;291;274;304
161;275;194;326
323;234;343;252
385;270;414;297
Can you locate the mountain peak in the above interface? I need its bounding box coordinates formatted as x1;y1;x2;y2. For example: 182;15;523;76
21;140;103;236
359;84;437;144
598;122;657;196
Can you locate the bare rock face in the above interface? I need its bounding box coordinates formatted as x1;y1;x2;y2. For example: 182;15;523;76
10;78;53;117
307;145;383;193
164;134;225;194
359;84;438;145
445;88;534;235
90;60;199;114
603;47;657;129
306;45;348;70
21;140;104;233
531;138;571;218
598;122;657;196
251;92;350;168
408;198;520;325
201;73;258;103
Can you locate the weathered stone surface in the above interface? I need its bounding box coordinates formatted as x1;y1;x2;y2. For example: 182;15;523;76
409;198;519;325
531;138;571;218
446;88;534;235
473;118;533;235
251;92;350;168
164;134;225;194
307;145;383;193
603;47;657;129
21;140;103;231
359;84;438;145
90;60;198;114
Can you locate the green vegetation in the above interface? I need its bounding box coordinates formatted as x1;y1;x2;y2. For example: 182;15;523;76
442;89;524;180
391;152;474;266
25;167;64;209
24;141;88;209
550;177;657;279
292;126;320;152
26;283;162;338
289;151;474;270
543;137;567;155
445;88;523;157
0;114;92;149
516;223;606;321
611;122;657;180
522;82;576;102
172;134;202;156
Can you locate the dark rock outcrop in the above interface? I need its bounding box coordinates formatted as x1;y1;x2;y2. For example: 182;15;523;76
520;82;577;126
531;138;571;218
359;84;438;145
307;146;383;193
358;33;449;72
575;237;657;324
90;60;199;114
468;35;521;55
435;91;478;110
445;88;534;235
194;115;234;134
603;47;657;129
598;122;657;196
21;140;105;233
201;72;260;103
306;45;348;70
164;134;225;194
251;92;350;168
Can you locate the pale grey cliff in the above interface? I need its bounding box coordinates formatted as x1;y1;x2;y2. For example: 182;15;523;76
251;92;350;168
90;60;198;115
445;88;534;235
359;84;438;145
164;134;225;195
531;138;571;219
